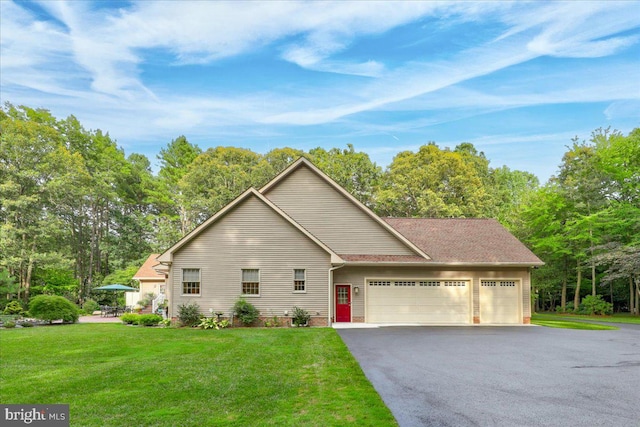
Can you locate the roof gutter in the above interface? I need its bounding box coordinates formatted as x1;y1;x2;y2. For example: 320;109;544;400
342;261;545;267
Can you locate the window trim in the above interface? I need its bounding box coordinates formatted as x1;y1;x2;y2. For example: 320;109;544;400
241;268;261;297
293;269;306;293
181;268;201;297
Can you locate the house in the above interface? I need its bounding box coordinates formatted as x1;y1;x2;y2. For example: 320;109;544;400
157;158;543;326
127;254;166;311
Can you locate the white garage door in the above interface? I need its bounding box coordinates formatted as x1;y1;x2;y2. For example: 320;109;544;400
367;280;470;324
480;280;520;324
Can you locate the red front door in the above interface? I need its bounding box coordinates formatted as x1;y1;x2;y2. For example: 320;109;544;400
335;285;351;322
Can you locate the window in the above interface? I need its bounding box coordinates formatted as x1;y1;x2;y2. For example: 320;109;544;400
420;281;441;287
395;281;416;287
369;281;391;286
444;281;466;287
182;268;200;295
294;269;306;292
242;269;260;295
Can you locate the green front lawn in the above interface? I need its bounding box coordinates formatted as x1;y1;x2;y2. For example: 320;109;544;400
531;314;618;330
0;325;396;427
534;312;640;325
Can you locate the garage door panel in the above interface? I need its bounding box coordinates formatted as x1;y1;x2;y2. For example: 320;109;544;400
480;280;520;324
367;279;470;324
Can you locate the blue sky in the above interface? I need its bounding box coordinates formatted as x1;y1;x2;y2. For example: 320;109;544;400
1;1;639;182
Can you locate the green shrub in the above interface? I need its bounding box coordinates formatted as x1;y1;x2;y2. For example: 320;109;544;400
291;306;311;326
0;314;19;324
29;295;79;324
3;300;24;315
3;321;16;328
18;321;34;327
264;316;281;327
198;317;219;330
82;299;100;314
177;302;201;327
138;314;163;326
555;302;575;314
120;313;141;325
580;295;613;315
233;298;259;326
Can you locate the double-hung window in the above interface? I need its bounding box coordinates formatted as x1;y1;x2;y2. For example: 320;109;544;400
182;268;200;295
294;269;306;292
241;269;260;296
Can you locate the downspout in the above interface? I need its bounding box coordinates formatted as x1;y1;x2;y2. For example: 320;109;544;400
328;263;346;327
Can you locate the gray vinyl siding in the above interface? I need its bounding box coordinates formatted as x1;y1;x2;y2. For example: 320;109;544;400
334;266;530;322
263;165;415;256
171;195;331;319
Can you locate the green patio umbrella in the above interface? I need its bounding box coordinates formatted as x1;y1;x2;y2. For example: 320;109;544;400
94;284;138;291
93;284;138;307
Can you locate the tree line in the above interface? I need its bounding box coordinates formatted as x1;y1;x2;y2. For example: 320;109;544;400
1;103;638;314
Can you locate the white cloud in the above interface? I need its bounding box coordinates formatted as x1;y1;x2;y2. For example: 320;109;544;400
1;0;638;165
604;100;640;121
0;2;74;81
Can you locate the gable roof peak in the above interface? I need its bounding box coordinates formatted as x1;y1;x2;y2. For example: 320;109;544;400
157;186;343;264
260;157;431;260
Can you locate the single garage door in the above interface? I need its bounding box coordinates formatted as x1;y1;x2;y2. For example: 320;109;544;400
367;279;470;324
480;280;520;324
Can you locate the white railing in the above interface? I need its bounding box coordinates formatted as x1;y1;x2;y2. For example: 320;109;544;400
152;293;166;318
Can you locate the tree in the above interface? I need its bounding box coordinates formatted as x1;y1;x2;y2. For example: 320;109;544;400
156;135;202;241
309;145;382;208
555;136;609;301
179;147;264;225
487;166;539;230
1;103;160;304
377;143;488;217
593;243;640;314
520;184;573;310
0;105;73;301
0;269;19;306
521;128;640;313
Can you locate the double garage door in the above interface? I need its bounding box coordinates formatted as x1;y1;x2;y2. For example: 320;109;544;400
366;279;521;324
367;279;471;324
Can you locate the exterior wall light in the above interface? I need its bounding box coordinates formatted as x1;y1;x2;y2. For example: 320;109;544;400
354;286;359;295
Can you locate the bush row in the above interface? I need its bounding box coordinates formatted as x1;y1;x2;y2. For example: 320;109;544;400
177;299;312;328
120;313;163;326
556;295;614;315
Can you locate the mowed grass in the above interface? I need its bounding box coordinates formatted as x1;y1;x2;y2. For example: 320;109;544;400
540;312;640;325
531;314;618;330
0;325;397;427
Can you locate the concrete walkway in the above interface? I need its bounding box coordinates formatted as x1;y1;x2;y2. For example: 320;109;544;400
332;322;534;329
78;315;121;323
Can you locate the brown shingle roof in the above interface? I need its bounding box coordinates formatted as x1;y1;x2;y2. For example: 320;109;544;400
383;218;543;265
133;254;164;280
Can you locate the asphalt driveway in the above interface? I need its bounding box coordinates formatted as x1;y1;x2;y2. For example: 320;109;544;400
337;324;640;427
